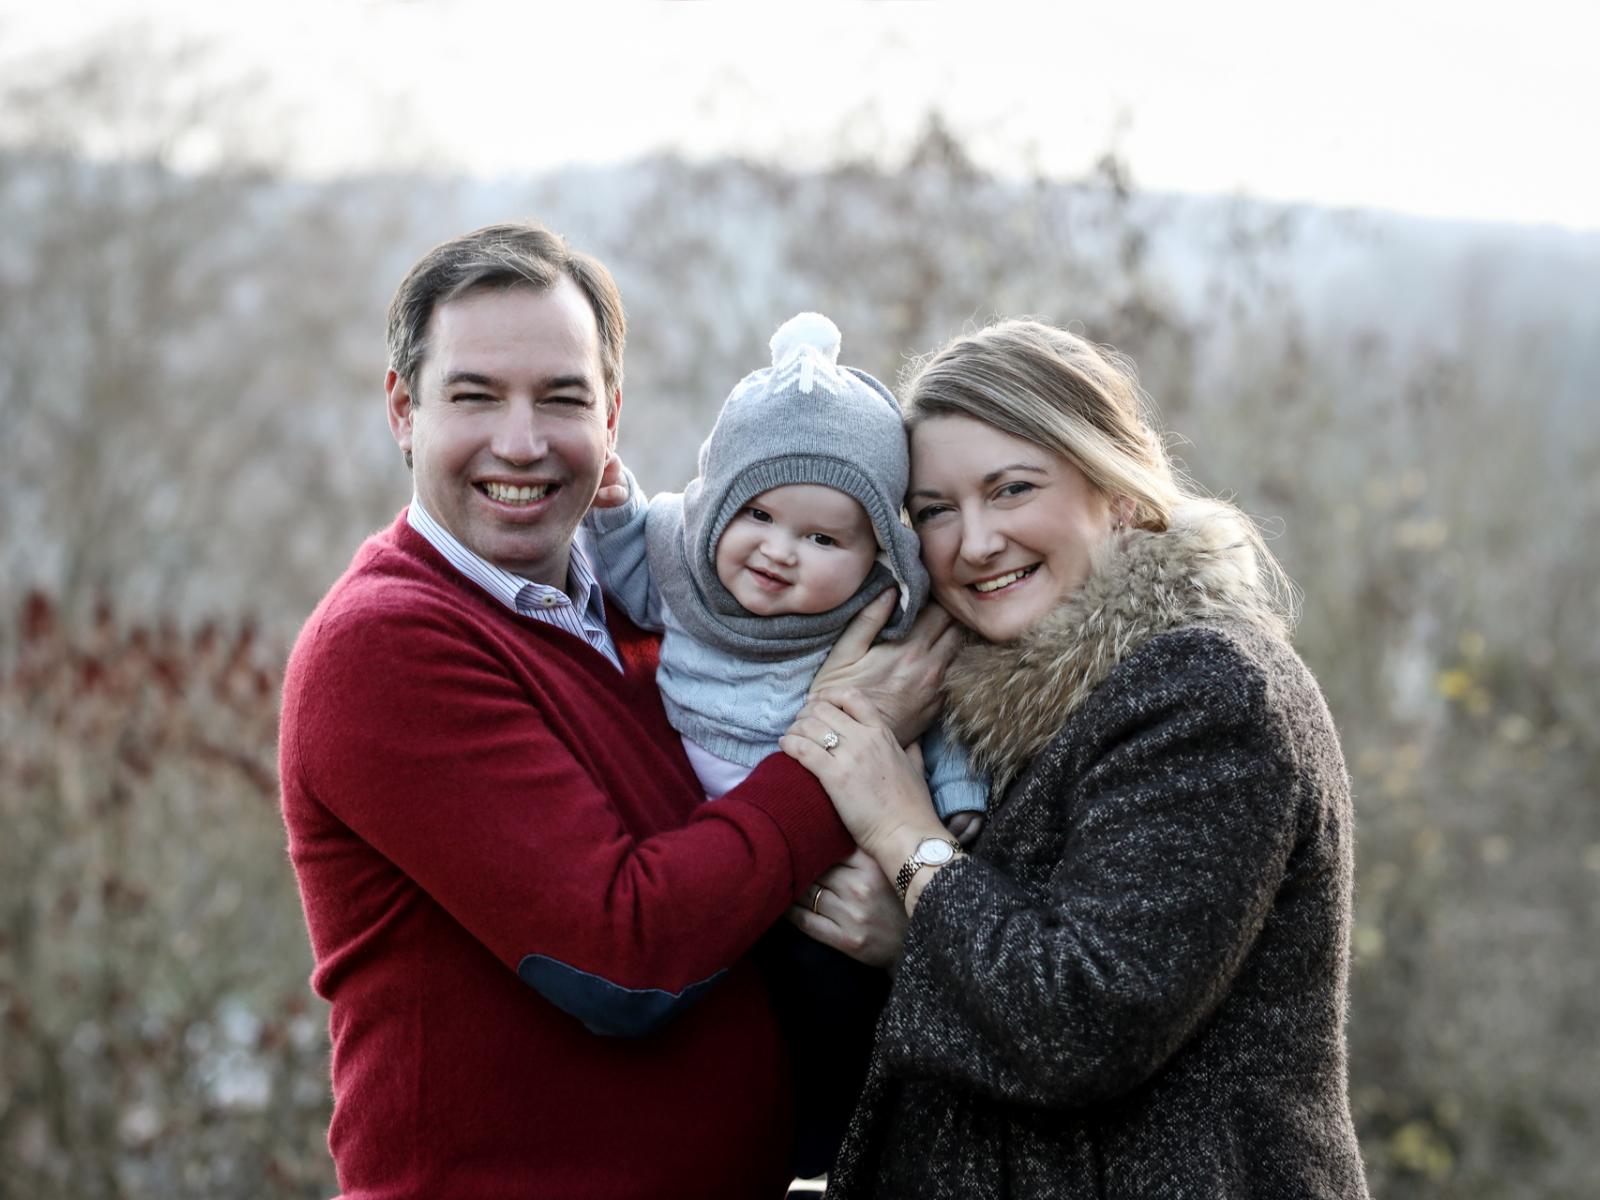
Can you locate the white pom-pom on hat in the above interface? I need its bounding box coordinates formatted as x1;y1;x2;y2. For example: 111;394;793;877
769;312;842;367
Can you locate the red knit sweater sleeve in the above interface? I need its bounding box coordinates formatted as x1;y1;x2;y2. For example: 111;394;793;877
283;589;852;1034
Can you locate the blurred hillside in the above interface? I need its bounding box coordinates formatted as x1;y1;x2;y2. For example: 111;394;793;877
4;134;1597;632
3;39;1598;1200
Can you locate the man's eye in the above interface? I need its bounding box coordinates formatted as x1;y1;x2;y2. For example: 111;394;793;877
547;394;588;406
452;392;493;403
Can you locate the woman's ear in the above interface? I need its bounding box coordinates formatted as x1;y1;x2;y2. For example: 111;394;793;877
1110;495;1137;530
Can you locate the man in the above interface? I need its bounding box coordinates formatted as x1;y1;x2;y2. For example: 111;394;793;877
279;223;942;1198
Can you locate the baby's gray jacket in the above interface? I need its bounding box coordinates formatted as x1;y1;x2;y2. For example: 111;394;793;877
583;475;986;819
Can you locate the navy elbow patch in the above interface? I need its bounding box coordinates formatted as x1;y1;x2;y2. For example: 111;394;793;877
516;953;727;1037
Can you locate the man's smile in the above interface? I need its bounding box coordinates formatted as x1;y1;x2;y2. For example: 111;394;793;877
478;480;557;508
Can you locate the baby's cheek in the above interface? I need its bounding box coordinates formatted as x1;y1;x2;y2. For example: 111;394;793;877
830;554;877;605
711;534;743;590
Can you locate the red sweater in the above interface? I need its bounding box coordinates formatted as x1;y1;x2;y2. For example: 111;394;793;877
279;514;853;1199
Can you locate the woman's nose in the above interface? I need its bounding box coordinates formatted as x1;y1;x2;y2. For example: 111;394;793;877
957;511;1005;563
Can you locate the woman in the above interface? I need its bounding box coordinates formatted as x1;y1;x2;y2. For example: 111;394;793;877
783;320;1369;1198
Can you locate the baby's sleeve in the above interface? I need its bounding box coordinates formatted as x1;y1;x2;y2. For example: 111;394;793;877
922;720;989;819
582;466;667;631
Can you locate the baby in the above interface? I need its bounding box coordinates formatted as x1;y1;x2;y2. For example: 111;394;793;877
584;313;985;1174
585;311;985;831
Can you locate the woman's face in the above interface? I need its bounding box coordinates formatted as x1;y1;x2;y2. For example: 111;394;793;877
909;414;1117;643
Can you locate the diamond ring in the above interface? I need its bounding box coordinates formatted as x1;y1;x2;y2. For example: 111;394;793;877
820;728;841;753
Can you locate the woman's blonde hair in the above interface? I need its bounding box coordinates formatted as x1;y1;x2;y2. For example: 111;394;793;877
904;319;1297;625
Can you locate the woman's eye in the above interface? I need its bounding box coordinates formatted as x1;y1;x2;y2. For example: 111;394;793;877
997;481;1035;499
911;504;949;526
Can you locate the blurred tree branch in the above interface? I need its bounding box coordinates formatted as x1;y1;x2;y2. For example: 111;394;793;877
0;29;412;624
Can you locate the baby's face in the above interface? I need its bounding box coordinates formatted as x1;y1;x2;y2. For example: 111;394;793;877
715;484;877;617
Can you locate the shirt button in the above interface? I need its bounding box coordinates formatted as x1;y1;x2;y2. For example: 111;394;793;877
540;594;560;607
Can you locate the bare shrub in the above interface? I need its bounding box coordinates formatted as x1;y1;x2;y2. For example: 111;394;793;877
0;592;334;1197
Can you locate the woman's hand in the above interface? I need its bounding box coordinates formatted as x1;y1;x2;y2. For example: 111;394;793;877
808;590;963;745
781;694;948;869
787;848;908;969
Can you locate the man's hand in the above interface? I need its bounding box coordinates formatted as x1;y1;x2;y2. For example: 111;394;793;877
808;591;963;745
786;848;908;970
591;452;630;509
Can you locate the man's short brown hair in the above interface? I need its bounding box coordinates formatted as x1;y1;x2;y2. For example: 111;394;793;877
387;222;626;403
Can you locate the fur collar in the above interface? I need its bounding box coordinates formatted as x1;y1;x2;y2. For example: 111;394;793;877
942;501;1287;794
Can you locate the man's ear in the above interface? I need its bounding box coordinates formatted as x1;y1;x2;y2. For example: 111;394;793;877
385;369;415;460
605;387;623;450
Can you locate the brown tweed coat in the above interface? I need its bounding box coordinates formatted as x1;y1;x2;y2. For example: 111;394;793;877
825;504;1369;1199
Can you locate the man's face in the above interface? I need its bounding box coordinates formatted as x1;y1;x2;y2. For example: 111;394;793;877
386;280;620;590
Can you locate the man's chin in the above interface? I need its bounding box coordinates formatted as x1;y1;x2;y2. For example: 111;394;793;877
472;530;566;589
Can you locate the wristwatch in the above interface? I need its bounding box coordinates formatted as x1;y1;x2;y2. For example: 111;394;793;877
894;837;964;901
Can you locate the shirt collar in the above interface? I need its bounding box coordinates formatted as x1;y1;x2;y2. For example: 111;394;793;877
407;495;608;625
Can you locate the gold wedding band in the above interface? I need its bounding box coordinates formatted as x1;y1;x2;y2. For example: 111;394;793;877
809;885;825;915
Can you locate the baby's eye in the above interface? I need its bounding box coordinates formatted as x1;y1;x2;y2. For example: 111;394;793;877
744;507;772;523
808;533;838;547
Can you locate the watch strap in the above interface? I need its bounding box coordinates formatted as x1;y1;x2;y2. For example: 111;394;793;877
894;839;963;901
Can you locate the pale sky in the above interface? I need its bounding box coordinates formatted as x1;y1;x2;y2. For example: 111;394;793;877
4;0;1596;230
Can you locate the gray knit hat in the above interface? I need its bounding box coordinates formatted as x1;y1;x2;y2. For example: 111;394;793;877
679;313;929;640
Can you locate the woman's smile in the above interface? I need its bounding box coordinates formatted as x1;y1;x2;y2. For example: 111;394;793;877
967;564;1040;595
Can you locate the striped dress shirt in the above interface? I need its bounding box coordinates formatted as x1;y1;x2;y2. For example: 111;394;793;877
407;498;622;672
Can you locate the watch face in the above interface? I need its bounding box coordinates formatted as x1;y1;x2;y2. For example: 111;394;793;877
917;837;956;865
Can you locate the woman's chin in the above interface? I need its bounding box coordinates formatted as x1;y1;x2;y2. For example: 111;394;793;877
948;594;1050;644
969;615;1032;644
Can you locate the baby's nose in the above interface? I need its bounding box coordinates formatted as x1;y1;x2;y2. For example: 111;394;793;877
762;533;798;562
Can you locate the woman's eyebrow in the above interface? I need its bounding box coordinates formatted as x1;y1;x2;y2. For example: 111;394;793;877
910;463;1048;499
982;463;1049;484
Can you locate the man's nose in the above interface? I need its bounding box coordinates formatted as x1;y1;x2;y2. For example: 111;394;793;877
491;401;548;464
